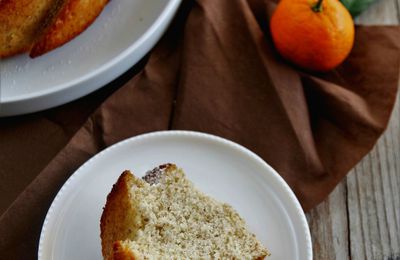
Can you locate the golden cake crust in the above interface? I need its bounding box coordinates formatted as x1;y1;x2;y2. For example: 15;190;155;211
100;171;136;260
0;0;64;58
0;0;108;58
113;241;136;260
30;0;109;57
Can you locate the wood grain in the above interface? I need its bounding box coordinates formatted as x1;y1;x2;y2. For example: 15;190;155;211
308;1;400;259
307;181;349;259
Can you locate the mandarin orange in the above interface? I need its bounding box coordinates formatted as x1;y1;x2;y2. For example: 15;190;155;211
270;0;355;72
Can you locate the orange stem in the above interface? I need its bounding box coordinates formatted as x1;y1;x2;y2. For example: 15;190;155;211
312;0;323;12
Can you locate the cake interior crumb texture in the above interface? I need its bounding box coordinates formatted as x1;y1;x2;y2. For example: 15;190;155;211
101;164;269;259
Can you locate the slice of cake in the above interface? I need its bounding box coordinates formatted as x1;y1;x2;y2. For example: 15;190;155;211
100;164;269;260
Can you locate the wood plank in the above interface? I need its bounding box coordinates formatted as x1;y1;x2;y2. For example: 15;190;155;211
348;1;400;259
309;1;400;259
347;93;400;259
307;181;349;260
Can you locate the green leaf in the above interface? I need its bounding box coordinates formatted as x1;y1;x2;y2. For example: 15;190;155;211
340;0;378;17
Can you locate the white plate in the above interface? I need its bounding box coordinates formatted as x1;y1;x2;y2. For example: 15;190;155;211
0;0;181;117
39;131;312;260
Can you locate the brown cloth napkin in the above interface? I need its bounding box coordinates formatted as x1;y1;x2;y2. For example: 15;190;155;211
1;0;400;258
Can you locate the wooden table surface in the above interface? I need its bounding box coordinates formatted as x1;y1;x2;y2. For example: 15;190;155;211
307;1;400;259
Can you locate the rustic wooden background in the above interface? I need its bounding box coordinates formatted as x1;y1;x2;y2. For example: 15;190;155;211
307;1;400;259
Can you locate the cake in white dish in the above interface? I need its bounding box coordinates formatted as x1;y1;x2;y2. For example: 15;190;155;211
100;164;269;260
